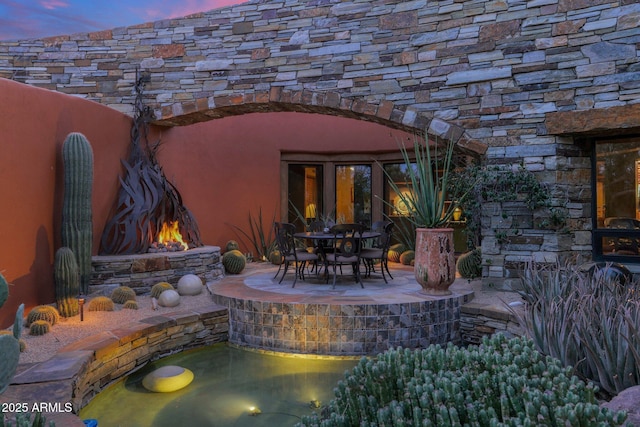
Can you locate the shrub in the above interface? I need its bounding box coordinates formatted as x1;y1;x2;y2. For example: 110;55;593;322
297;334;627;427
516;262;640;397
26;305;60;327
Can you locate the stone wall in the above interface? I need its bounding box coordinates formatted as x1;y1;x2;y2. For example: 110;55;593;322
90;246;224;295
2;0;640;289
74;305;227;410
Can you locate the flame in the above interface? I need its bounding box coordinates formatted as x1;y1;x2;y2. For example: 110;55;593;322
157;221;188;250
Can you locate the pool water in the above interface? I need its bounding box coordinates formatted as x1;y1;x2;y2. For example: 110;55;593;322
79;343;358;427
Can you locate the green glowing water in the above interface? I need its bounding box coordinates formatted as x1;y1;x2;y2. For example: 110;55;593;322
79;343;358;427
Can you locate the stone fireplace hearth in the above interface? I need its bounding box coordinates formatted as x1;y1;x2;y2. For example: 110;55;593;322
90;245;222;295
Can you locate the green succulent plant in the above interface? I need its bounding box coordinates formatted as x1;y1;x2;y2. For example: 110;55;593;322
111;286;136;304
456;248;482;279
223;250;246;274
225;240;240;253
29;320;51;336
298;334;627;427
387;243;406;263
87;296;114;312
61;132;94;295
122;300;139;310
54;246;80;318
26;305;60;327
399;250;415;266
150;282;174;299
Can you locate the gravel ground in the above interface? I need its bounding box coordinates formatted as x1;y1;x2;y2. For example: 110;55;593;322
15;287;216;365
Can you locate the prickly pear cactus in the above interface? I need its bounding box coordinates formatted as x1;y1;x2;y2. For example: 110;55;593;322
0;272;7;308
223;250;246;274
61;132;94;295
0;303;23;394
54;246;80;317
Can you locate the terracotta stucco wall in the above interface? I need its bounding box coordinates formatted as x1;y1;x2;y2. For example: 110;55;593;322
0;78;411;327
0;79;131;327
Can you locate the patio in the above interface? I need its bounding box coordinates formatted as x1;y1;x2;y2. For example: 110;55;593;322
2;261;522;425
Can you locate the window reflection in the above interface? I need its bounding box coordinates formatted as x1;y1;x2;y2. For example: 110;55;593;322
335;165;371;227
595;138;640;257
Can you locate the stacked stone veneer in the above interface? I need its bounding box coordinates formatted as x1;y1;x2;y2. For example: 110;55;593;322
214;293;472;355
2;0;640;289
90;246;223;294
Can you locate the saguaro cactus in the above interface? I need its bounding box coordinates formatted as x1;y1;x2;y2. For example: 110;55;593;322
54;246;80;317
0;272;23;394
62;132;94;294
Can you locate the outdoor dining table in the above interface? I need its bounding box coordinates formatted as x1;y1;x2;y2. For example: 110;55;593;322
293;230;382;283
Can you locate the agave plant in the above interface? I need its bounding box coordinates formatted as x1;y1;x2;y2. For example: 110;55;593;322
377;133;475;229
514;261;640;397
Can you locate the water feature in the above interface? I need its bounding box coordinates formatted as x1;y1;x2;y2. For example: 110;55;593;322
79;343;358;427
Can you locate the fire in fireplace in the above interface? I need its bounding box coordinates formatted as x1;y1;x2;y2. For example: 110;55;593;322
149;221;188;252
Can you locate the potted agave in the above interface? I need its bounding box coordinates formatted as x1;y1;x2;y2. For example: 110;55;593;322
381;132;470;295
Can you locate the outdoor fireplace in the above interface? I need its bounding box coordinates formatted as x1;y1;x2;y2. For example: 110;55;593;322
90;70;222;294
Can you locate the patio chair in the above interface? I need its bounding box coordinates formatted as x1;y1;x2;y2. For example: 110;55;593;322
273;222;319;287
325;223;366;289
361;221;394;283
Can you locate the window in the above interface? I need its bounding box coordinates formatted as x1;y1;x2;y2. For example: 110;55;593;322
593;137;640;260
335;165;371;227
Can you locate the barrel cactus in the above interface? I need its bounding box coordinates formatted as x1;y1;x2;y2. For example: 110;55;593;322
223;250;246;274
26;305;60;327
225;240;240;253
29;320;51;336
54;246;80;317
61;132;94;295
268;249;283;265
150;282;174;299
399;250;415;266
387;243;406;263
456;248;482;279
123;300;139;310
88;296;114;312
111;286;136;304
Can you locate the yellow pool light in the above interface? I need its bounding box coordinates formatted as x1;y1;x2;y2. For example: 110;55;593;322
142;365;194;393
248;406;262;416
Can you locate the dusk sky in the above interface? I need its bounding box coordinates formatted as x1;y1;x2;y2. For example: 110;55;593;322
0;0;247;41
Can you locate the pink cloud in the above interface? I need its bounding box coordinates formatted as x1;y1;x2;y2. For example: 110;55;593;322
39;0;69;10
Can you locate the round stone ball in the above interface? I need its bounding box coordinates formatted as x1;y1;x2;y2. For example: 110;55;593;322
157;289;180;307
177;274;203;296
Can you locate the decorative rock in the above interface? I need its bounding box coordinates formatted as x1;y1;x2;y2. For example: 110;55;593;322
177;274;203;296
142;365;194;393
601;385;640;426
157;289;180;307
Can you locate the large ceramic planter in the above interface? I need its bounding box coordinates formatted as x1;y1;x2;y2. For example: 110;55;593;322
414;228;456;295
